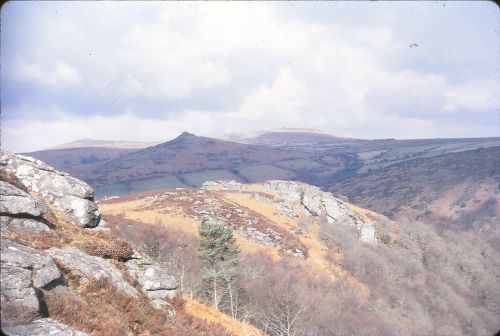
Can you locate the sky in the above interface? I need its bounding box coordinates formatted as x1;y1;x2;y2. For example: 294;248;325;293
1;1;499;152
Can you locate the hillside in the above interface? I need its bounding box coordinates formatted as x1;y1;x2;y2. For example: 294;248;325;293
26;132;500;200
63;132;347;199
343;137;500;174
23;147;137;182
100;180;500;336
222;128;351;145
333;146;500;247
0;151;259;336
2;151;499;335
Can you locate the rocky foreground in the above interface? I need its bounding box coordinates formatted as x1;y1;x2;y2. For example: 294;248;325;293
0;151;179;335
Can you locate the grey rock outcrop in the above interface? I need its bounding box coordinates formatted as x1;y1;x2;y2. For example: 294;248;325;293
264;180;378;244
47;247;138;298
0;217;52;233
0;181;49;218
202;180;246;192
0;180;53;233
1;240;62;323
2;318;87;336
0;151;100;228
1;265;40;322
1;240;62;288
237;227;276;248
125;251;178;308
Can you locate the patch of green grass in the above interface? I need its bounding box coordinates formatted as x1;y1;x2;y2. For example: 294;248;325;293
238;164;295;182
274;158;325;171
357;150;388;161
94;175;188;199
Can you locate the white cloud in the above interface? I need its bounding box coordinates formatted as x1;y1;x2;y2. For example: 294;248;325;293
236;67;306;122
4;103;499;154
115;18;233;99
15;59;81;87
442;80;500;113
2;1;499;150
2;109;220;153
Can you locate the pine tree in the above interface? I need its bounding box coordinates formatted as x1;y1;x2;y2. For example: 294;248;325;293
198;219;240;312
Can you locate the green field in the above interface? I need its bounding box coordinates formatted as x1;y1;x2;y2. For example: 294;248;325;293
238;164;296;182
275;158;325;171
94;175;188;199
357;140;500;174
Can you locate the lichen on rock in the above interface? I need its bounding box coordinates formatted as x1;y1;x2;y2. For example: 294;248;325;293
2;318;87;336
264;180;379;244
1;151;100;228
1;240;63;325
47;247;138;298
125;251;178;308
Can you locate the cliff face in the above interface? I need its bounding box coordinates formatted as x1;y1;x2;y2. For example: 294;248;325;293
202;180;382;245
0;150;178;335
261;180;379;244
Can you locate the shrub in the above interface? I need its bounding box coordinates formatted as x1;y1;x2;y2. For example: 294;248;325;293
13;231;62;250
55;219;134;260
74;238;133;260
44;276;234;336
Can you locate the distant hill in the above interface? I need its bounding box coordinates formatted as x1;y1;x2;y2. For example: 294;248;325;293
84;132;346;198
222;128;352;145
26;132;500;201
26;139;162;181
46;138;162;150
333;146;500;248
6;135;499;335
23;147;137;181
